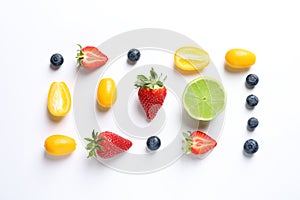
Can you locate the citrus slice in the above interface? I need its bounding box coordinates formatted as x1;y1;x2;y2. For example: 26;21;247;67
182;76;226;121
174;46;210;71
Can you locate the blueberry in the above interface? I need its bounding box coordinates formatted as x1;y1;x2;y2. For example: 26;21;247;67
243;139;259;155
146;136;161;151
246;94;259;108
127;49;140;63
246;74;259;88
247;117;259;129
50;53;64;69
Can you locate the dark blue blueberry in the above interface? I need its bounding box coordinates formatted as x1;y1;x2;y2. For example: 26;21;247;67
127;49;141;62
247;117;259;129
146;136;161;151
50;53;64;69
246;74;259;88
246;94;259;107
243;139;259;154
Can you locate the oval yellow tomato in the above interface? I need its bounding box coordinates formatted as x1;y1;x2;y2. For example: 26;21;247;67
225;48;256;69
44;135;76;156
47;82;71;117
97;78;117;108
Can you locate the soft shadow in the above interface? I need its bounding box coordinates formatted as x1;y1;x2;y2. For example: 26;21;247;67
49;63;60;70
185;154;203;160
96;101;110;112
181;151;211;160
127;59;137;65
245;102;255;110
77;65;101;75
242;150;254;158
44;151;72;161
224;63;250;73
198;120;210;129
245;82;256;89
247;125;256;132
173;64;202;75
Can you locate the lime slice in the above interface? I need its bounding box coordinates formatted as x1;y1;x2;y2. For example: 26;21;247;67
174;46;210;71
182;76;226;121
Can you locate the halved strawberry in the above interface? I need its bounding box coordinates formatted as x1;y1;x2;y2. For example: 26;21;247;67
182;131;217;155
76;44;108;69
134;68;167;120
85;130;132;159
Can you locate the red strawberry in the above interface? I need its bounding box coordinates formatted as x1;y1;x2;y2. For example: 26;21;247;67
85;130;132;159
182;131;217;155
76;44;108;69
134;68;167;120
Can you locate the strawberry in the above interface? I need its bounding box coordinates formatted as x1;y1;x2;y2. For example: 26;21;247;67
134;68;167;120
182;131;217;155
85;130;132;159
76;44;108;69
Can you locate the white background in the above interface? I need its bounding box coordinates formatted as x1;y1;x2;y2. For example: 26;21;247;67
1;0;300;199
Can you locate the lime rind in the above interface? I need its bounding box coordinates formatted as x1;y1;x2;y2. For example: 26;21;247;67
182;76;226;121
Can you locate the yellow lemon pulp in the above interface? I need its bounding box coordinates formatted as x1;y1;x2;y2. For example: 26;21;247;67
174;46;210;71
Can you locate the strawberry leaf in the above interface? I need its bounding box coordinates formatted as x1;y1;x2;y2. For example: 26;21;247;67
150;68;158;80
84;138;94;142
137;75;147;81
76;44;84;66
97;137;105;143
87;150;96;158
182;132;193;154
156;81;163;87
85;130;106;159
86;143;94;150
135;67;166;89
96;146;104;152
92;130;97;140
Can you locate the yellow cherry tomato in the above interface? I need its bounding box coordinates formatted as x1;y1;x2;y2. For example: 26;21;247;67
225;48;256;69
47;82;71;117
44;135;76;156
97;78;117;108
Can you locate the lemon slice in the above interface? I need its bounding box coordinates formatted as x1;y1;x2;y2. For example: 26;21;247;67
174;46;210;71
182;76;226;121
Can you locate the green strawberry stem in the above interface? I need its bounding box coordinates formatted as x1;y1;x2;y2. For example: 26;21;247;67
76;44;84;66
134;67;167;89
182;131;193;154
84;130;105;158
